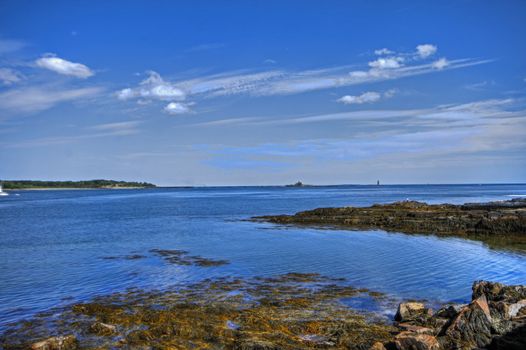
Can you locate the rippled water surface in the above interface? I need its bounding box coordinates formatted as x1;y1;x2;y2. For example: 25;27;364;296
1;184;526;329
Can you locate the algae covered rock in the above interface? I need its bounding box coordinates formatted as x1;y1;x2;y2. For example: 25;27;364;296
30;335;77;350
255;199;526;240
88;321;117;336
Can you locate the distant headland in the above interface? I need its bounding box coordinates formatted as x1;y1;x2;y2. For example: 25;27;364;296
285;181;313;187
1;179;156;190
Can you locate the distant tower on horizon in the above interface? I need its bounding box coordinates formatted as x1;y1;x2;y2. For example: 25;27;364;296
377;180;380;186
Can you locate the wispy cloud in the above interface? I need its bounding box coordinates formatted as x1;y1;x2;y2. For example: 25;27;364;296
5;120;140;148
0;38;26;54
90;121;142;135
0;85;104;114
464;80;496;91
374;48;394;55
0;68;24;85
197;99;526;173
184;43;225;53
115;43;491;114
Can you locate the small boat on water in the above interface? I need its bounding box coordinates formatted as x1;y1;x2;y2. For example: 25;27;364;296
0;183;9;196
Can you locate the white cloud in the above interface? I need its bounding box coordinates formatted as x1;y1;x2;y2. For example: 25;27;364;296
368;57;404;69
432;58;449;69
117;71;186;102
416;44;437;58
164;102;192;115
337;89;396;105
338;91;381;105
374;48;394;55
35;54;94;78
0;68;24;85
0;85;103;113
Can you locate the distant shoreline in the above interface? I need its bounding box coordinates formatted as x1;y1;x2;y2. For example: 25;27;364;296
5;187;151;191
1;179;156;191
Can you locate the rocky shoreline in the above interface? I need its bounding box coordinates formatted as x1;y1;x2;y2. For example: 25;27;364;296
1;275;525;350
253;199;526;242
389;280;526;350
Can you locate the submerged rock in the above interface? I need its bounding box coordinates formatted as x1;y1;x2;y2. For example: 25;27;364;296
88;321;117;336
149;248;229;266
30;336;77;350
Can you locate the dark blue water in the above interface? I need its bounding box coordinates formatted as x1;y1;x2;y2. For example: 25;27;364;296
1;184;526;329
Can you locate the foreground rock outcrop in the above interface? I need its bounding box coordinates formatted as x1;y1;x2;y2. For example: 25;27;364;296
254;199;526;240
389;281;526;350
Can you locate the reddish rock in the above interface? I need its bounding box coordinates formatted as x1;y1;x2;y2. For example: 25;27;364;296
395;302;433;323
397;323;434;335
444;295;493;349
394;332;439;350
369;342;387;350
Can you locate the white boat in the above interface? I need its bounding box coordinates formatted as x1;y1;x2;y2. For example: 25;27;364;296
0;183;9;196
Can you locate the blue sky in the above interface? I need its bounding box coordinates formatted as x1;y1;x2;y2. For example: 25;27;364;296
0;0;525;185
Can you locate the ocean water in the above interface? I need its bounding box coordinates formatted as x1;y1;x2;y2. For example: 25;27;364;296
1;184;526;330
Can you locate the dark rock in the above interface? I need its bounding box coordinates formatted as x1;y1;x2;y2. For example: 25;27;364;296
487;322;526;350
434;304;464;320
444;295;493;349
472;280;526;303
254;199;526;240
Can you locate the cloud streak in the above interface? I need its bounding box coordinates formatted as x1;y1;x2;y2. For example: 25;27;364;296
197;99;526;174
115;43;491;113
0;85;103;114
0;68;24;85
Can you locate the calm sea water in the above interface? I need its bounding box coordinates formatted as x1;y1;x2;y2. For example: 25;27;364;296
1;184;526;329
